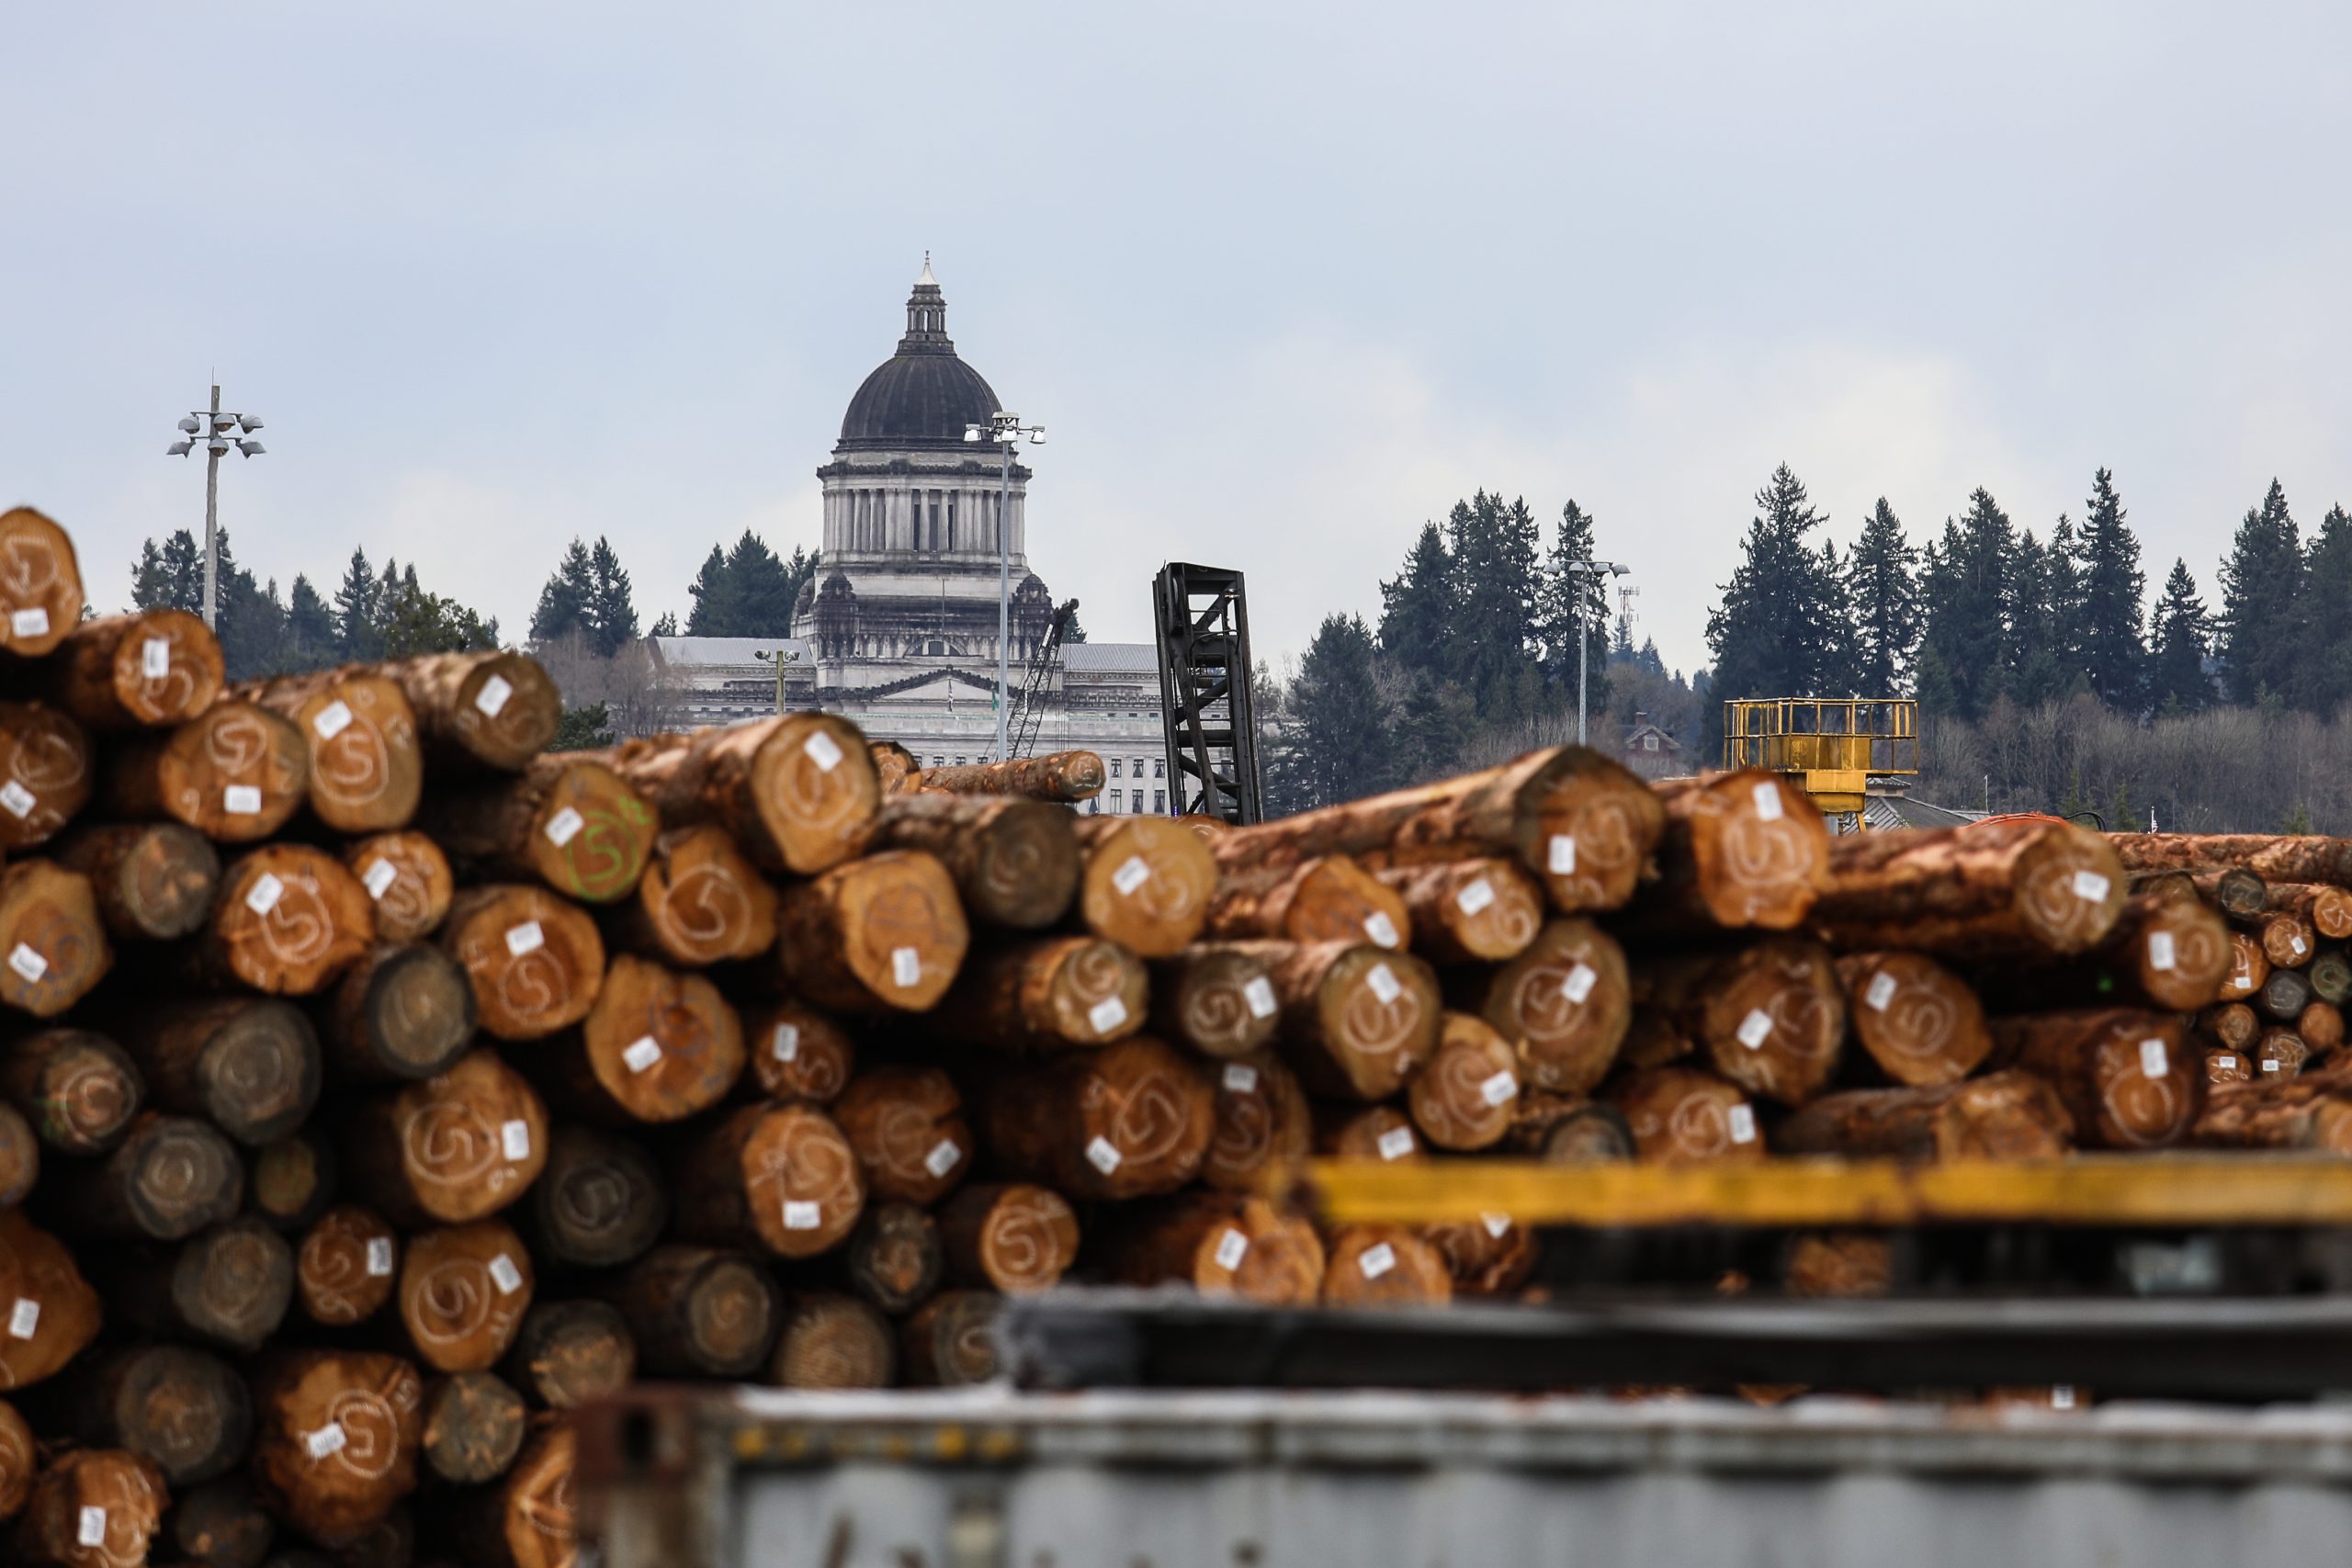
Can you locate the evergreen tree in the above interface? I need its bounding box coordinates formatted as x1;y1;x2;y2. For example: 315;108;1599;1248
281;574;335;671
684;532;800;637
648;612;680;637
586;537;639;656
1061;609;1087;644
2296;504;2352;715
2074;468;2146;711
1702;464;1846;743
530;539;597;645
332;548;382;661
130;533;203;615
2148;558;2215;715
1389;671;1476;786
1376;523;1454;678
2007;527;2068;706
2216;479;2303;704
779;545;819;626
1444;492;1543;718
1844;498;1919;695
684;546;730;635
1291;615;1390;807
549;704;616;752
1535;500;1611;716
1916;489;2018;721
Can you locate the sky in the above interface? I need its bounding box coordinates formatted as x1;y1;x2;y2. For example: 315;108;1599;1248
5;3;2348;679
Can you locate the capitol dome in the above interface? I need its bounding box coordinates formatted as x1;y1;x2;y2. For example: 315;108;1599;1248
837;259;1002;449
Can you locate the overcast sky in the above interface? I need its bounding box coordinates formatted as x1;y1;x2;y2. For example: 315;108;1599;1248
6;4;2347;678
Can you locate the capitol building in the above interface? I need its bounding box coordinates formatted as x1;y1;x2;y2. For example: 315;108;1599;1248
647;263;1176;816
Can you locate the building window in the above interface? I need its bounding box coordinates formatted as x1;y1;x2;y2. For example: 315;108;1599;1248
1111;759;1124;778
933;756;945;768
1644;734;1659;751
955;756;967;767
1154;790;1166;814
1153;758;1166;780
1131;758;1144;778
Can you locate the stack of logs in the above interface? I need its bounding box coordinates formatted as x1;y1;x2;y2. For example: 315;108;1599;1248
0;497;2344;1563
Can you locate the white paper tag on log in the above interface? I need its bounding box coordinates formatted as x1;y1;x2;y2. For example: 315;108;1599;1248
2072;870;2111;903
77;1506;105;1548
1548;833;1577;874
2052;1384;2076;1410
1085;1135;1123;1174
2147;931;2177;972
6;944;45;983
803;729;844;772
305;1422;348;1459
1222;1064;1259;1094
543;806;585;847
622;1035;662;1073
312;700;355;740
0;781;32;819
891;946;922;988
489;1253;524;1294
1088;996;1129;1034
1376;1125;1415;1160
6;1298;37;1339
361;857;398;900
1112;855;1152;896
142;636;171;678
2217;1055;2238;1072
1359;1242;1396;1280
12;607;49;639
924;1139;962;1178
1478;1069;1518;1106
223;784;263;815
1865;972;1898;1011
2292;934;2308;956
474;673;514;716
1243;976;1278;1018
1726;1104;1758;1144
1483;1212;1512;1238
367;1237;395;1277
1363;911;1401;949
782;1201;821;1231
501;1120;531;1160
1455;878;1497;917
2264;1058;2281;1074
772;1023;800;1062
1214;1229;1250;1270
1736;1009;1773;1049
2139;1037;2169;1078
504;921;545;956
1366;963;1402;1004
1562;963;1598;1005
1752;781;1784;821
244;873;286;915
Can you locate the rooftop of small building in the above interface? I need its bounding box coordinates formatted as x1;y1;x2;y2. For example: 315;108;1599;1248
1063;642;1158;672
650;636;812;667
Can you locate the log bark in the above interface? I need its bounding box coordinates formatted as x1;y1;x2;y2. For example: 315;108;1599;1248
1782;1233;1894;1298
2167;866;2267;918
1810;818;2128;957
829;1067;973;1206
1774;1070;2075;1161
773;849;969;1012
459;1423;575;1568
1503;1092;1639;1163
979;1036;1216;1201
503;1302;635;1411
1320;1226;1453;1307
1376;857;1544;964
356;651;559;773
0;702;93;854
1188;941;1439;1102
522;1127;667;1271
2255;1025;2310;1080
2206;1046;2253;1084
0;1028;141;1155
249;1127;338;1232
232;671;425;833
2269;882;2352;939
1458;917;1632;1095
1148;947;1280;1060
1314;1102;1420;1163
2194;1076;2352;1153
1405;1012;1521;1151
108;1217;294;1351
2302;1000;2346;1054
52;822;219;942
842;1201;944;1316
0;509;85;660
168;1477;274;1568
1200;1050;1312;1193
1073;816;1217;956
938;1183;1080;1294
2218;931;2269;1001
1421;1216;1540;1297
438;886;605;1042
418;757;657;906
899;1292;1001;1387
419;1372;526;1484
1971;893;2234;1016
323;943;478;1084
743;999;858;1104
345;833;456;944
867;739;919;796
17;609;221;731
0;1106;28;1208
103;700;309;842
65;1345;250;1486
933;935;1148;1049
297;1207;401;1328
57;1113;243;1241
1603;1068;1767;1165
1205;854;1413;951
604;714;881;874
605;825;777;967
0;1400;26;1523
551;953;744;1124
610;1247;779;1378
1107;1194;1326;1305
872;794;1080;930
1990;1010;2201;1149
1835;952;1992;1087
918;750;1105;801
11;1449;167;1568
767;1293;896;1390
202;846;375;997
108;996;321;1145
0;1209;99;1392
2110;833;2352;886
2201;1001;2261;1052
345;1051;549;1227
669;1102;865;1259
247;1350;424;1550
0;862;111;1018
397;1222;534;1374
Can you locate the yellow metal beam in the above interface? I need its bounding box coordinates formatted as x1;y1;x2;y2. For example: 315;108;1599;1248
1296;1156;2352;1228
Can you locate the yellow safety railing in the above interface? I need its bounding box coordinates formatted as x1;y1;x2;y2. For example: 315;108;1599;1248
1721;697;1917;816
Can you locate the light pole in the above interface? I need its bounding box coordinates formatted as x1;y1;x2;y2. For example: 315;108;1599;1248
964;411;1046;761
1564;559;1629;747
164;384;266;629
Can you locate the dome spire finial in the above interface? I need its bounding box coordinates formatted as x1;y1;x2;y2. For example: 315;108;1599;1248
900;256;951;353
917;251;936;287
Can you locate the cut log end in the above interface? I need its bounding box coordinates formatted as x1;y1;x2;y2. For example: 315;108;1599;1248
524;761;660;905
274;673;425;833
768;1294;898;1390
747;1001;859;1104
398;1221;534;1374
345;832;456;944
297;1207;400;1327
56;822;220;941
1321;1225;1453;1307
505;1300;636;1410
843;1201;944;1315
441;886;606;1042
79;607;223;727
1476;918;1632;1095
1303;944;1442;1101
17;1449;167;1568
1837;952;1991;1088
746;714;887;874
1407;1013;1521;1151
356;1048;549;1226
1378;858;1544;963
331;942;478;1082
150;701;311;841
900;1292;1001;1387
420;1371;528;1484
1697;938;1847;1109
775;849;970;1012
1078;817;1217;957
1605;1068;1767;1165
578;953;745;1123
616;1247;782;1379
435;651;563;771
527;1127;668;1271
0;509;85;659
1665;771;1831;930
1202;1051;1312;1192
1993;1010;2201;1150
208;846;375;997
940;1183;1080;1294
0;702;96;853
0;863;112;1019
1149;949;1280;1060
831;1066;972;1205
624;825;779;965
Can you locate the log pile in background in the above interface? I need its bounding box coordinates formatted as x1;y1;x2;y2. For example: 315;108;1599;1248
0;499;2339;1562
